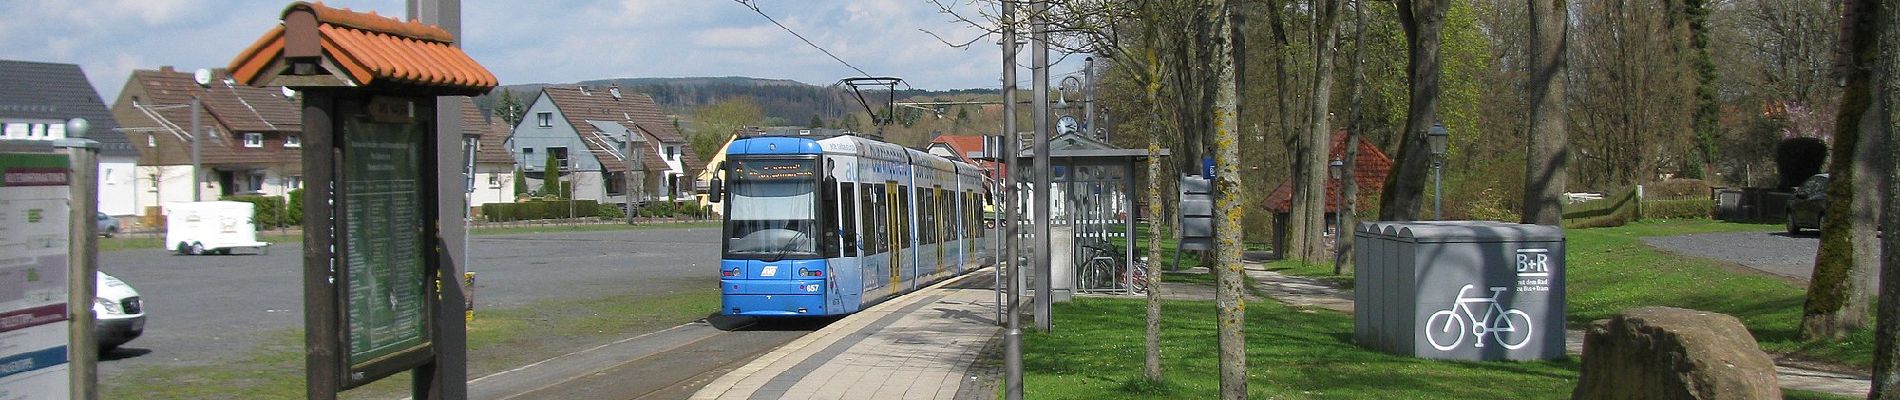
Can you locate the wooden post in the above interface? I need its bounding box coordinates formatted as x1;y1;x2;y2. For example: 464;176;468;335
301;89;341;400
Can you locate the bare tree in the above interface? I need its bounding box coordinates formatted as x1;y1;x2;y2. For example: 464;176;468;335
1801;0;1883;341
1520;0;1567;225
1286;0;1342;263
1333;0;1371;275
1378;0;1449;221
1871;1;1900;396
1209;0;1249;396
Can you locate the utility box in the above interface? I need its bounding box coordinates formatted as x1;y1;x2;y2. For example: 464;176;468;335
1177;175;1213;251
1353;221;1565;361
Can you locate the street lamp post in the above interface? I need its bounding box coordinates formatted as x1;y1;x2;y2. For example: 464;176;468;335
1427;122;1449;220
1329;158;1345;249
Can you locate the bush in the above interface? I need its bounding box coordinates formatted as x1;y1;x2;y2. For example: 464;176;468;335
1643;199;1715;220
1775;137;1828;191
1563;187;1639;229
596;203;627;219
481;199;602;222
285;188;304;226
1648;179;1712;199
221;195;288;229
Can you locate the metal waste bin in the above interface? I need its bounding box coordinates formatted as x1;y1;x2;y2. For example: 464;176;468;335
1353;221;1565;361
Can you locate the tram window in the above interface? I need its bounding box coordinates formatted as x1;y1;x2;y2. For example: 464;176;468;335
867;184;886;254
898;187;910;248
820;182;843;259
840;182;858;256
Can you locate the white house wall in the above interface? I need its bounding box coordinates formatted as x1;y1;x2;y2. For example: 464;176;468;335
470;164;514;206
98;155;138;216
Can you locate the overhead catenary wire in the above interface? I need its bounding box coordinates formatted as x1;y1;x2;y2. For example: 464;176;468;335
732;0;875;79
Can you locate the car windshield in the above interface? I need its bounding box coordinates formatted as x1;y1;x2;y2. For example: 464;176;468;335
724;159;819;259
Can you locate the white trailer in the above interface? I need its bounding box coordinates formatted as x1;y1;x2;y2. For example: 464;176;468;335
164;201;271;255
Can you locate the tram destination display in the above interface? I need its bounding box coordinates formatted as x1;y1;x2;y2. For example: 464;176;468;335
340;96;433;372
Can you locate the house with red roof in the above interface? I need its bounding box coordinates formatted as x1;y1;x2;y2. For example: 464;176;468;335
1261;131;1392;251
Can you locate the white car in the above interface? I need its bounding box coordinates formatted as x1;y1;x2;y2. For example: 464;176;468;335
95;272;145;350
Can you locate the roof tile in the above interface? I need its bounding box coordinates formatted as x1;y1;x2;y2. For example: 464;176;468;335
228;1;496;93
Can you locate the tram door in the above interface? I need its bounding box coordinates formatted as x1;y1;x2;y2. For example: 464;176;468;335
935;187;946;276
885;181;902;292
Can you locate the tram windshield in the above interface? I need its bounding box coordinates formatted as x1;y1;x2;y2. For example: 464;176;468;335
724;158;820;260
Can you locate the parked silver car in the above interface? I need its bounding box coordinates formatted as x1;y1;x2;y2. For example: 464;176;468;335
96;212;119;238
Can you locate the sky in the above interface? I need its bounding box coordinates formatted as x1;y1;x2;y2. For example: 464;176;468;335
0;0;1080;102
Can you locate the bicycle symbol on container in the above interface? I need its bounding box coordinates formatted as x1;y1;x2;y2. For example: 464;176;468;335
1424;284;1534;351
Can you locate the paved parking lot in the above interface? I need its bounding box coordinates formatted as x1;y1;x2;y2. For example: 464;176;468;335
96;225;722;376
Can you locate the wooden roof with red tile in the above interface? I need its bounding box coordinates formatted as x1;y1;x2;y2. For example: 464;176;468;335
1262;131;1393;213
227;1;496;93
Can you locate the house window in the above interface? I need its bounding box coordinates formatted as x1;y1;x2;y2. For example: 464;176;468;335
147;134;157;147
147;174;159;192
243;133;263;148
536;112;553;127
46;124;64;139
488;174;500;188
286;175;302;190
285;135;301;148
548;147;569;168
665;146;677;161
248;171;266;192
3;123;24;138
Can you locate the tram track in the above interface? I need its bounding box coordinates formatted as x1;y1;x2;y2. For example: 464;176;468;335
469;316;832;400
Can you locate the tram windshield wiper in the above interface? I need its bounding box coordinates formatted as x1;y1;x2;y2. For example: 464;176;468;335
766;228;811;263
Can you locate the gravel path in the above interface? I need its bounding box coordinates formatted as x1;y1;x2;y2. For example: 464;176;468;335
1641;232;1821;282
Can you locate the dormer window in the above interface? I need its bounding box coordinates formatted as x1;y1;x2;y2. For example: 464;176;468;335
665;146;677;161
244;133;263;148
285;134;301;148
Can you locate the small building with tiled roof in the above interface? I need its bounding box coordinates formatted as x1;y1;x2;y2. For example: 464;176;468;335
0;59;137;216
110;66;305;219
926;134;1003;182
1261;131;1392;250
507;85;698;205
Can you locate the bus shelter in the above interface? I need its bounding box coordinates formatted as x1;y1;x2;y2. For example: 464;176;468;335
1016;132;1167;298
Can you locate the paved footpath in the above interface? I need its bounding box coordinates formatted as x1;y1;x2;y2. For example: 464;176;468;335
691;270;1002;400
1240;263;1872;397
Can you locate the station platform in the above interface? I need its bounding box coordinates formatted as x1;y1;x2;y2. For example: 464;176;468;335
691;269;1005;400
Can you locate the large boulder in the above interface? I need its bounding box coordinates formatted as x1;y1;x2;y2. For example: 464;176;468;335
1573;307;1780;400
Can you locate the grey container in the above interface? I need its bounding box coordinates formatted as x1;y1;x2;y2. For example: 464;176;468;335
1353;221;1565;361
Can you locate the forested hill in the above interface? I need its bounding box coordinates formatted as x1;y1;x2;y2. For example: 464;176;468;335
476;76;998;126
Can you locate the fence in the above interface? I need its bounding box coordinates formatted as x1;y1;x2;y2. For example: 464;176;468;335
1560;185;1717;229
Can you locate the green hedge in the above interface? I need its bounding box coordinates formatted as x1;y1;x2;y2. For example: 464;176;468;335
1643;199;1716;220
483;200;601;222
221;195;292;229
1562;188;1639;229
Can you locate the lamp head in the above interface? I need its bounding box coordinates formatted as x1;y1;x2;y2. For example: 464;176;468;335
1329;158;1345;179
1427;122;1449;157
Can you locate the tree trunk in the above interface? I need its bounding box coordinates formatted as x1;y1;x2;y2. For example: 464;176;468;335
1141;3;1167;383
1801;0;1881;340
1269;0;1310;263
1334;0;1369;276
1210;0;1249;397
1297;0;1341;264
1379;0;1449;221
1871;0;1900;395
1521;0;1569;226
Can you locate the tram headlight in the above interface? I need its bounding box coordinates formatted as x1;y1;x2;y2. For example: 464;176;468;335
722;268;740;277
798;268;823;277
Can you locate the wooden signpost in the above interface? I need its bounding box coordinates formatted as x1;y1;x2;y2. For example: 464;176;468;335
224;2;496;398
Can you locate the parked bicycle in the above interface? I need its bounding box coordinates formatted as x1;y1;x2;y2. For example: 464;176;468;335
1423;284;1534;351
1076;241;1149;294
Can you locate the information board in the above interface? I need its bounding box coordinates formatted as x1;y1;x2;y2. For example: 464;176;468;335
0;152;71;399
341;104;432;368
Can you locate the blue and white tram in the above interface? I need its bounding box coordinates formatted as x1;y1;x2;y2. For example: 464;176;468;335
713;133;991;317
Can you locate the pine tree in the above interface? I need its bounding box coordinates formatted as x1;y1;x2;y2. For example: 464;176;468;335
540;151;562;199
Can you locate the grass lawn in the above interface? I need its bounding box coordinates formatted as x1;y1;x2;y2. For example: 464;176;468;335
102;287;722;399
1023;272;1857;399
1023;296;1581;398
1258;219;1874;370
